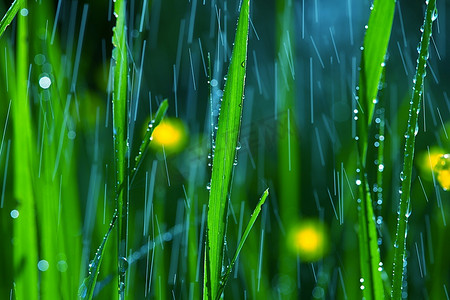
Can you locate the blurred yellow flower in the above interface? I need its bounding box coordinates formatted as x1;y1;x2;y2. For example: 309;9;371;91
434;154;450;191
417;147;444;181
287;219;328;262
150;118;188;154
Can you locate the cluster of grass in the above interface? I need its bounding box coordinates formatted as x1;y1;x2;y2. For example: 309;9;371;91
0;0;448;299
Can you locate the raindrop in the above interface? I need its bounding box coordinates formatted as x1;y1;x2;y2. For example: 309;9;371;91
431;8;438;21
20;8;28;16
34;54;46;65
39;76;52;89
68;130;76;140
10;210;19;219
118;257;128;274
57;260;68;272
38;260;49;271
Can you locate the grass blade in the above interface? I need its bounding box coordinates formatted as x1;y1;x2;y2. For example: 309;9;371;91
275;1;300;297
78;212;118;300
356;0;395;299
358;0;395;134
216;189;269;299
204;1;250;299
130;99;168;183
0;0;22;38
112;0;128;297
391;1;437;298
12;1;39;299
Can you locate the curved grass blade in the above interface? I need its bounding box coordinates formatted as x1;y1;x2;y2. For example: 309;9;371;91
358;0;395;136
216;189;269;300
130;99;168;183
391;1;437;298
355;0;395;299
204;1;250;299
78;211;118;300
0;0;22;38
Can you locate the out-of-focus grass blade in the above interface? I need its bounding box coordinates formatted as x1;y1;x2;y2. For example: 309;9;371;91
78;212;118;300
12;1;39;299
0;0;22;38
356;0;395;299
204;0;250;299
130;99;168;183
391;1;437;299
216;189;269;299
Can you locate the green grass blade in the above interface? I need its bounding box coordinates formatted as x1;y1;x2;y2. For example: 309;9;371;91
112;0;128;297
275;1;300;297
358;0;395;133
12;1;39;299
391;1;437;298
216;189;269;299
130;99;168;183
204;1;250;299
78;212;118;300
357;0;395;167
0;0;22;38
355;1;395;299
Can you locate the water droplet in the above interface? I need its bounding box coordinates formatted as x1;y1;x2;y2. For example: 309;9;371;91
119;257;128;274
10;210;19;219
400;171;406;181
38;260;49;271
34;54;46;65
68;130;76;140
431;8;438;21
78;282;87;298
20;8;29;16
39;75;52;89
119;282;125;293
57;260;68;272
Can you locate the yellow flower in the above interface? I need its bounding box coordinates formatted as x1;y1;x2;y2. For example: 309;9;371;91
417;147;444;181
150;118;188;154
434;154;450;191
287;219;328;262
